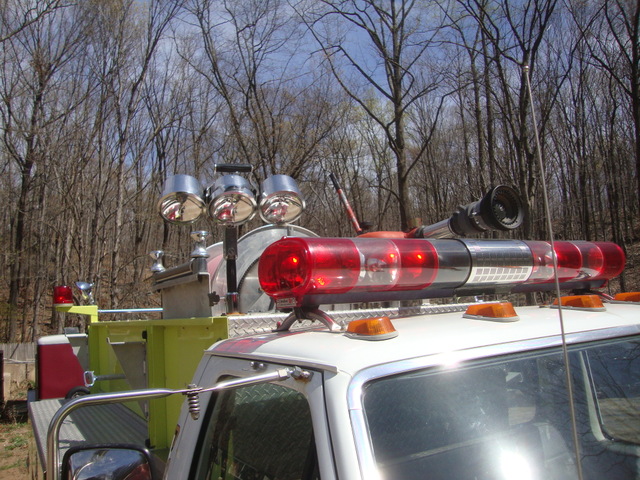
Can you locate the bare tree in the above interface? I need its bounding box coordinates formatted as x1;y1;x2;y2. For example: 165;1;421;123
82;0;183;308
455;0;561;237
571;0;640;215
0;0;64;44
181;0;340;191
0;3;91;340
298;0;450;231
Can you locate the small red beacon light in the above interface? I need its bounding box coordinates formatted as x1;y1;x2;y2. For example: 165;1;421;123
53;285;74;306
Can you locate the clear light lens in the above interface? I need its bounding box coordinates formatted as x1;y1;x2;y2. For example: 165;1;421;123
75;281;94;303
208;175;257;225
524;241;582;282
158;175;205;224
259;175;305;224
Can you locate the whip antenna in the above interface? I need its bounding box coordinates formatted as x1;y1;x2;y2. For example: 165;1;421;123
524;63;584;480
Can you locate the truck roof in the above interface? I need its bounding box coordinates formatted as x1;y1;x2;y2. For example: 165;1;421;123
208;301;640;376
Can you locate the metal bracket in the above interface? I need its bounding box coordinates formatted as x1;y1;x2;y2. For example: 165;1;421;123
208;292;221;306
274;307;343;333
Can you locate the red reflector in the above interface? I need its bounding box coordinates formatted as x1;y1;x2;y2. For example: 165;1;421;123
53;285;73;306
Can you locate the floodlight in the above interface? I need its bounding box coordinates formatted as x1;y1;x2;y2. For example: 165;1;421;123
207;175;257;226
258;175;305;224
75;281;95;304
158;175;205;224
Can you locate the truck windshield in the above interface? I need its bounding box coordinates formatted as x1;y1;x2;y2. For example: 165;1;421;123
362;337;640;480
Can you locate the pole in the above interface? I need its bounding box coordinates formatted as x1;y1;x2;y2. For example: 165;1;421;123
329;173;363;235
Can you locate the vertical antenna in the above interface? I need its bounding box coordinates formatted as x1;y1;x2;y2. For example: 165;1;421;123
524;64;584;480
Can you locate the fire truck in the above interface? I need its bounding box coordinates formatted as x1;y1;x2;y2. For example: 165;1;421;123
27;166;640;480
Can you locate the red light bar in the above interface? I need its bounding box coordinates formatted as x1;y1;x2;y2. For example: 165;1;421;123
523;241;626;284
258;238;626;308
53;285;74;306
257;237;439;307
525;241;580;283
581;241;626;280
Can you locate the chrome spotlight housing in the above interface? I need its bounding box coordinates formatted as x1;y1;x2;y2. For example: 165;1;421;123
158;175;205;224
75;281;95;304
149;250;166;273
258;175;305;224
207;175;257;226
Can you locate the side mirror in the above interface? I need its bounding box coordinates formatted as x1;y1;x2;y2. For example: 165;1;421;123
62;445;152;480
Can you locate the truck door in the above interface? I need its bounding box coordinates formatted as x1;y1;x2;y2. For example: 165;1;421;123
183;361;333;480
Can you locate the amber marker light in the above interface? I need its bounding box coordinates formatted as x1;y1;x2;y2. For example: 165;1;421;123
464;302;520;322
552;295;605;311
613;292;640;303
346;316;398;340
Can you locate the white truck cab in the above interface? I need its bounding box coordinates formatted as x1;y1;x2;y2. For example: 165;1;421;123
162;300;640;480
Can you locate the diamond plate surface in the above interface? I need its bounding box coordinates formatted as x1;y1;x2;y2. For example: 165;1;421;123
29;398;148;472
227;303;473;337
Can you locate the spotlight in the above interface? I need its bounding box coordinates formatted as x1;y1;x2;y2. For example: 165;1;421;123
207;175;257;226
158;175;205;224
75;281;95;304
258;175;305;224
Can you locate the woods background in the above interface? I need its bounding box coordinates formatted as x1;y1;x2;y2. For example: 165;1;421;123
1;0;638;342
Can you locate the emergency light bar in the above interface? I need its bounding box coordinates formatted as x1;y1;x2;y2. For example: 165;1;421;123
258;237;625;308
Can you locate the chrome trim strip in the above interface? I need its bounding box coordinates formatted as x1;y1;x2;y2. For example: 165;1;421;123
347;324;640;479
205;350;340;374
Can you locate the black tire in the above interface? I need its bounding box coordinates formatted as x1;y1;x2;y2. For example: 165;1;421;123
65;386;90;399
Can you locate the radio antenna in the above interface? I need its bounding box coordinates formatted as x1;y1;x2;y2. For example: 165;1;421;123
524;63;584;480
